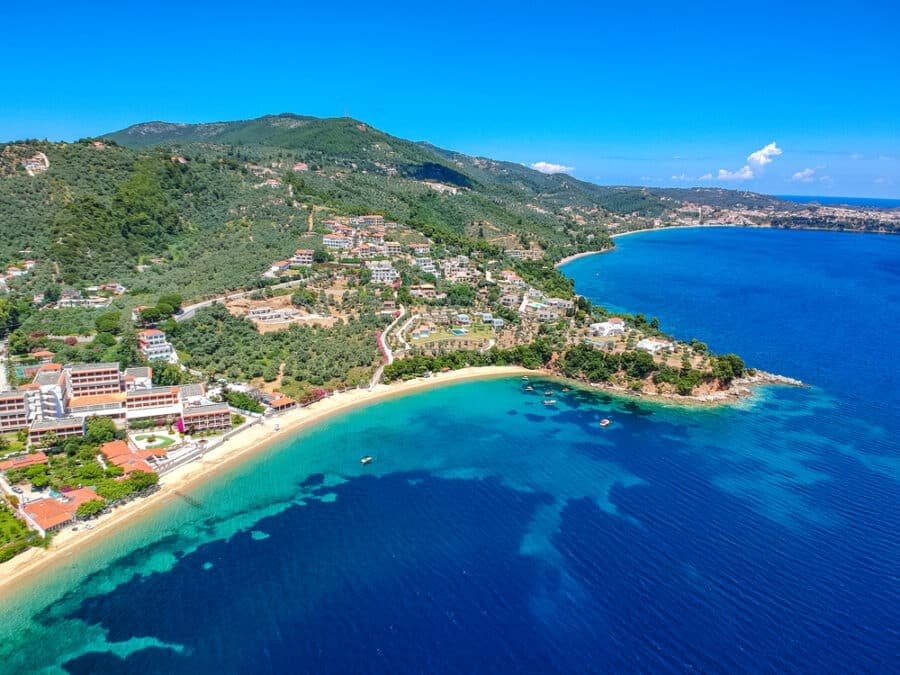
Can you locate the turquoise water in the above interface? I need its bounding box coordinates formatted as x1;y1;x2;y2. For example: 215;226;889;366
1;228;898;672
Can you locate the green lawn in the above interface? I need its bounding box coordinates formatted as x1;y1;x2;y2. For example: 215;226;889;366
134;434;176;449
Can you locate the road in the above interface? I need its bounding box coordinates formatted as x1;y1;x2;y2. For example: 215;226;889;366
175;279;310;323
0;340;8;392
369;305;406;389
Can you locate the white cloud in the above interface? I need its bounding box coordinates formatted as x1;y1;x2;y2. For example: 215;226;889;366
792;168;816;183
717;165;754;180
747;142;782;167
531;161;574;174
671;173;690;181
874;176;886;184
818;175;833;185
699;173;713;180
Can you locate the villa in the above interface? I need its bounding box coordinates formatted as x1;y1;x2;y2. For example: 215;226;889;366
410;284;436;299
636;337;675;354
590;318;626;337
290;249;314;266
323;233;352;250
138;329;177;363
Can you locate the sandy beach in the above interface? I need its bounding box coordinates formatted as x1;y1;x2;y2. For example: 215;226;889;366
0;365;537;596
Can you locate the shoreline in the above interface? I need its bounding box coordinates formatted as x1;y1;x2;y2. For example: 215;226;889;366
0;365;537;596
554;224;746;267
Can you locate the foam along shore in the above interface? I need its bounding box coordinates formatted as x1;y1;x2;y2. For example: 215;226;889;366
0;366;538;596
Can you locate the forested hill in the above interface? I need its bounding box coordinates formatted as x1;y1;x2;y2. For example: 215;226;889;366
1;114;894;301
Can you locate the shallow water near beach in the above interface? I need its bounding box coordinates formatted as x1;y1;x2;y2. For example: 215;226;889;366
1;227;898;673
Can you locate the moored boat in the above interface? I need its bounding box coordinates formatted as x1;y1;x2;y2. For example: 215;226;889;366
600;418;611;427
360;455;374;465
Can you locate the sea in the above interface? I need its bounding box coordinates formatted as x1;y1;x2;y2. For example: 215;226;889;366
1;227;898;673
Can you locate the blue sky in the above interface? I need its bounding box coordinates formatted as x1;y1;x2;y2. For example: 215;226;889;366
2;0;898;197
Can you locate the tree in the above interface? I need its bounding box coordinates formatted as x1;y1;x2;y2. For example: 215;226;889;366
76;499;105;518
85;416;117;445
39;432;59;450
43;285;62;304
95;311;122;334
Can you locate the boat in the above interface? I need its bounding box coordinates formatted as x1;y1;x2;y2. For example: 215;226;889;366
360;455;374;465
543;399;557;406
600;418;611;427
524;385;534;391
544;390;554;396
562;386;571;392
521;375;529;381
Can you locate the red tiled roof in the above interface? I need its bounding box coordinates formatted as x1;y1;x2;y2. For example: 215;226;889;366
61;487;102;510
23;499;72;531
100;440;132;460
0;452;48;472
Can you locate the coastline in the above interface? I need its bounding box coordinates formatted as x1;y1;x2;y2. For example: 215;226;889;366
554;224;746;268
0;365;537;597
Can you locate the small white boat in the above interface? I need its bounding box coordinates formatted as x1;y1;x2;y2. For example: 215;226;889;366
600;418;611;427
543;399;557;406
524;385;534;391
360;455;374;465
521;375;529;381
544;390;554;396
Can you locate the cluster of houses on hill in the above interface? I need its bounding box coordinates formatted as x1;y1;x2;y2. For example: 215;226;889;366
0;362;233;446
263;215;435;286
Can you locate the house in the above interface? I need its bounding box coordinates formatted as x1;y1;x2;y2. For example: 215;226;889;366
385;241;403;256
537;308;560;322
456;313;471;325
479;312;494;323
290;249;314;266
100;440;160;476
267;260;291;277
28;417;86;445
410;243;430;255
500;293;520;308
21;487;103;536
323;233;352;250
138;329;177;363
31;349;55;363
365;261;399;284
410;284;436;299
636;338;674;354
180;402;233;433
414;258;438;275
491;318;506;328
21;498;73;535
499;269;524;285
0;451;48;472
268;394;298;413
590;317;626;337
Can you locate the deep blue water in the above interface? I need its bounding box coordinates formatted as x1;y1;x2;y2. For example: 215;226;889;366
776;194;900;209
2;228;899;673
